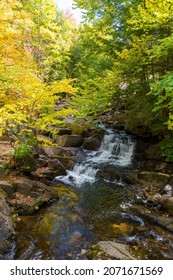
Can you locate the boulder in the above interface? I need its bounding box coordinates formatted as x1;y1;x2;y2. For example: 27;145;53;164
122;171;173;191
101;112;126;130
33;164;67;182
87;241;135;260
53;156;75;170
40;146;78;158
36;158;48;168
121;171;139;185
13;178;58;197
10;178;58;214
82;129;104;151
57;135;83;147
137;171;172;187
146;193;162;204
40;146;66;157
13;178;32;196
37;146;77;174
47;159;67;173
131;205;173;233
137;161;173;174
160;196;173;215
98;241;135;260
0;181;14;198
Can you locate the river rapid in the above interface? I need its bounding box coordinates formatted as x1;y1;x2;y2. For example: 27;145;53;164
13;128;173;260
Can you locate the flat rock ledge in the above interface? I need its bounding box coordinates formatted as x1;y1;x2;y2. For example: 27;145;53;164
87;241;135;260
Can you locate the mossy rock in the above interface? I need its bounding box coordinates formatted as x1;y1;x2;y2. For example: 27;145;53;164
52;185;79;203
67;124;89;136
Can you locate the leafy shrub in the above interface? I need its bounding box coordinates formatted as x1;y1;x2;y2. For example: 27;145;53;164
15;144;31;159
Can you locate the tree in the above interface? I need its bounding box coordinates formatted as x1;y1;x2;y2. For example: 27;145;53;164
20;0;78;82
72;0;173;134
0;0;78;145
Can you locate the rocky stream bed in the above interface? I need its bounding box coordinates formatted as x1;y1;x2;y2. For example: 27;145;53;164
1;118;173;260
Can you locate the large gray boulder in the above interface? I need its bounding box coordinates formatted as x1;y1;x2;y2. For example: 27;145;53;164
87;241;135;260
57;135;83;147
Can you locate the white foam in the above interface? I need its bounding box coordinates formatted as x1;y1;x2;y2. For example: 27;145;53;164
55;129;135;187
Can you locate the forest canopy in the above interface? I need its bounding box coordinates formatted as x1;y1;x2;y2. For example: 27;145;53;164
1;0;173;159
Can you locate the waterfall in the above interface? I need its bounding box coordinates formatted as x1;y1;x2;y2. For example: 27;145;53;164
55;128;135;187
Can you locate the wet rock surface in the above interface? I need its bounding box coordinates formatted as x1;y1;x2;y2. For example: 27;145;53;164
87;241;135;260
96;165;120;181
131;205;173;233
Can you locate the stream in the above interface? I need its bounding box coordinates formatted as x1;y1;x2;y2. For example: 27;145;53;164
13;128;173;260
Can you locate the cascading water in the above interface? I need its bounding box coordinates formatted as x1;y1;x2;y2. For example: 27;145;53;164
55;128;135;187
13;127;173;260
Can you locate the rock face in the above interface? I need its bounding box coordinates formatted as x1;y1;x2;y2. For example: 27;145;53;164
0;191;14;256
88;241;135;260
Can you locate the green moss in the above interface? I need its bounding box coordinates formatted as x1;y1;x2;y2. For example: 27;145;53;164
52;185;79;202
67;123;86;135
87;245;108;260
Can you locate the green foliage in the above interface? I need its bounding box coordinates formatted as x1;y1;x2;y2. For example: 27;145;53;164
71;0;173;136
160;137;173;162
149;72;173;130
15;144;31;159
2;0;173;162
